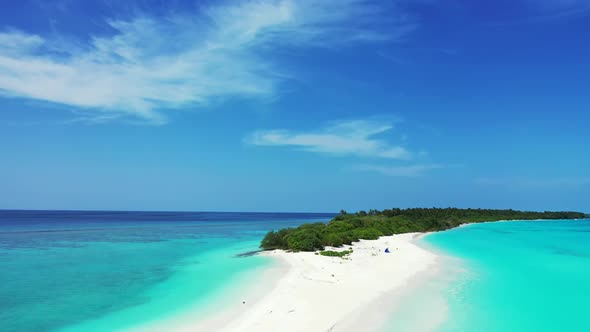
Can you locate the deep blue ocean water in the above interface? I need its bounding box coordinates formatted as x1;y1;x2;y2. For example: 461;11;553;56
0;210;333;332
384;219;590;332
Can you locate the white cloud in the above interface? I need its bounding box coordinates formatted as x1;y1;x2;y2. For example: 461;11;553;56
0;0;412;123
247;120;411;159
0;30;44;54
355;164;443;177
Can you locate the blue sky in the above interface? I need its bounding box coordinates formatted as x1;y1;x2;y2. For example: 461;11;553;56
0;0;589;212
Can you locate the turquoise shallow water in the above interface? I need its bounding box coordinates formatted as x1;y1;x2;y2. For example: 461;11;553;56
385;219;590;332
0;211;333;332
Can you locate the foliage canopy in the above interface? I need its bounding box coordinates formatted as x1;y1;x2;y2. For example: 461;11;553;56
260;208;585;252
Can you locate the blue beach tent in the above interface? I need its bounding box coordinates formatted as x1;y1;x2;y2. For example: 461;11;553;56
385;248;390;253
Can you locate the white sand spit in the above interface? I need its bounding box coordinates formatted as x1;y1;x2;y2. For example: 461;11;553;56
218;233;439;332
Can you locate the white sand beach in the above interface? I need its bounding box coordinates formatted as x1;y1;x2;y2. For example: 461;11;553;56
209;233;440;331
136;232;442;332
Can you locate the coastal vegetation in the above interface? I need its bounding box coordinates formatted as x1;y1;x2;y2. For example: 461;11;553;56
260;208;585;252
318;249;353;258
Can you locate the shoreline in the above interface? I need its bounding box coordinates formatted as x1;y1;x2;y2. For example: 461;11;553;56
176;232;446;332
129;251;288;332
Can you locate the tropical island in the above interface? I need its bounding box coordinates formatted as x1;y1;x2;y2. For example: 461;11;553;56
260;208;586;252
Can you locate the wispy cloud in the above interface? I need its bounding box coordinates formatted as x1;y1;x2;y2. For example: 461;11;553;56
476;177;590;188
354;164;444;177
247;119;411;159
487;0;590;26
0;0;413;123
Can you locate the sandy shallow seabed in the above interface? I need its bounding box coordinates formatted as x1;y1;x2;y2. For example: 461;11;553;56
136;232;442;332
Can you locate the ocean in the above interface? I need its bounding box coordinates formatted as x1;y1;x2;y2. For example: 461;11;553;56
383;219;590;332
3;213;589;332
0;210;333;332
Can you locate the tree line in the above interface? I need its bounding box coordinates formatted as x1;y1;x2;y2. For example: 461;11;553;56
260;208;586;252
